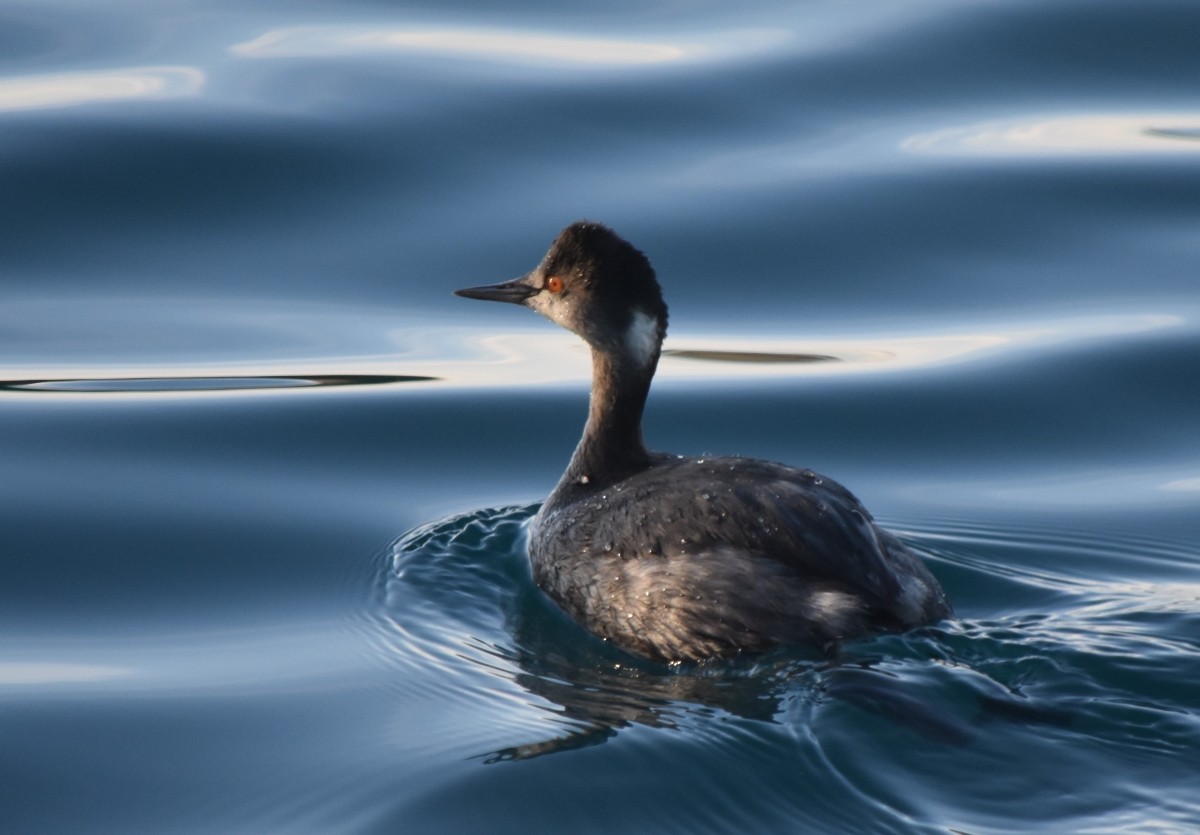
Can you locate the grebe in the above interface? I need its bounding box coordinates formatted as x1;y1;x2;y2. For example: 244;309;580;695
456;221;950;663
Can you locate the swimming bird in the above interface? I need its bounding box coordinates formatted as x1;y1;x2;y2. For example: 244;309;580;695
455;221;950;663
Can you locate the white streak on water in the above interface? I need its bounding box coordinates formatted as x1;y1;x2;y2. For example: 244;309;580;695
903;113;1200;157
230;25;790;68
0;66;204;112
0;663;133;686
0;309;1186;400
1160;478;1200;492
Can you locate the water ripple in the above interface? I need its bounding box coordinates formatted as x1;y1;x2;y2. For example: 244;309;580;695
381;501;1200;801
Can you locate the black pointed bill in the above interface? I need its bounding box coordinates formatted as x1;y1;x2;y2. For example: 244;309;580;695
454;277;537;305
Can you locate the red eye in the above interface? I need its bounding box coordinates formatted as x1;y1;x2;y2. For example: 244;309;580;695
546;275;564;294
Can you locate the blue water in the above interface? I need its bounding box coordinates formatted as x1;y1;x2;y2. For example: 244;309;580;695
3;0;1199;832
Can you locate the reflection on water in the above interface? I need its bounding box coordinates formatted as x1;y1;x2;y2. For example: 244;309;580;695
1145;127;1200;143
1;374;432;394
0;65;204;112
230;25;789;68
904;113;1200;157
356;29;686;66
0;663;134;686
3;309;1182;397
448;311;1183;386
664;349;836;364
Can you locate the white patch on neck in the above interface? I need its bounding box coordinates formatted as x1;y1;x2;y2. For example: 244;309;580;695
624;309;660;367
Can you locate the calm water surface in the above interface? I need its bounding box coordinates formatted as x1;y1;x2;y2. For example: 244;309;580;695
2;0;1198;832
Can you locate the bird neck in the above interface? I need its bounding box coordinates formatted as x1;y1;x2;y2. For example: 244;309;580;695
565;345;658;485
